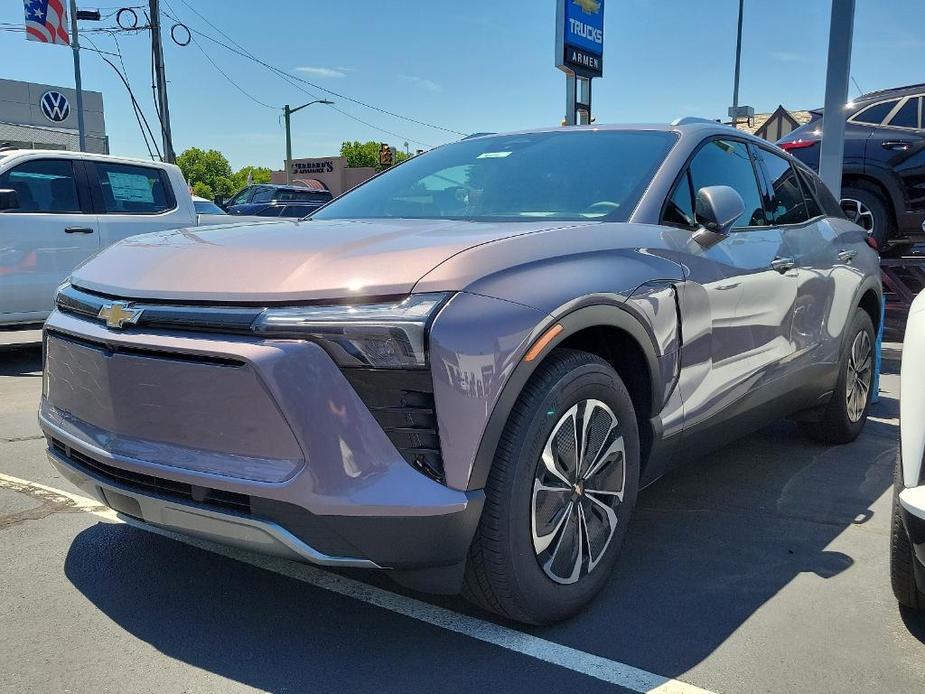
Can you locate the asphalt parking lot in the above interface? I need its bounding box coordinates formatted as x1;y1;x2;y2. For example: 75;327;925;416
1;339;924;694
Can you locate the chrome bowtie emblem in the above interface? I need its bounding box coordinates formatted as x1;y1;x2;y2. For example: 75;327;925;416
98;301;142;329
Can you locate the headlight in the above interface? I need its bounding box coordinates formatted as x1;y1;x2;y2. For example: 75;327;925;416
251;293;450;368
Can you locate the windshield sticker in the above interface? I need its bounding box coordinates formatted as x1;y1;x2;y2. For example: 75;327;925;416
477;151;512;159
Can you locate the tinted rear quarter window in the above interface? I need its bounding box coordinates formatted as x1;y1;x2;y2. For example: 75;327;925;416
796;167;844;218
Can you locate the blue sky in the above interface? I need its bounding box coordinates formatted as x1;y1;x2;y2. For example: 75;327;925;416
2;0;922;170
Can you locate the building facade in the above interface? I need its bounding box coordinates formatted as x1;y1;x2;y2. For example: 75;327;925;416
271;156;375;196
735;105;815;142
0;78;108;154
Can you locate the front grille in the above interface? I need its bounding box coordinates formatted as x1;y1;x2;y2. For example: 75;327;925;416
50;438;251;514
342;369;445;483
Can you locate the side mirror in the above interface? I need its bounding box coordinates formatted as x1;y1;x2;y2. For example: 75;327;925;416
213;194;226;210
0;189;19;211
692;185;745;247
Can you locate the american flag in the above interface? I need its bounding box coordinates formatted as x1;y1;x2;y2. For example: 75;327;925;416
24;0;70;46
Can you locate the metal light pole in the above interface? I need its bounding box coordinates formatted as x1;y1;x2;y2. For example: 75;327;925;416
730;0;744;128
284;99;333;184
68;0;85;151
819;0;856;198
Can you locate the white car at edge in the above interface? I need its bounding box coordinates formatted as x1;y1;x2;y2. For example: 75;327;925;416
0;149;252;327
893;290;925;610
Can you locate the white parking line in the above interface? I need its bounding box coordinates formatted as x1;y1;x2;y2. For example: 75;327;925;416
0;472;716;694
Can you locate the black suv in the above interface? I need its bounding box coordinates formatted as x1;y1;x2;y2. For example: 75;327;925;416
778;83;925;251
222;184;333;217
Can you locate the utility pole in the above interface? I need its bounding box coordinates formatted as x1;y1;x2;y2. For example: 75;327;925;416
149;0;175;162
283;99;333;184
818;0;856;198
68;0;86;151
730;0;744;128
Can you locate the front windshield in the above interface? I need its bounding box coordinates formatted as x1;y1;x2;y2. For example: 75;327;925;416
194;199;226;214
313;129;677;222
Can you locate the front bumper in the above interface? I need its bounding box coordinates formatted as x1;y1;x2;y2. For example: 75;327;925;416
39;310;484;591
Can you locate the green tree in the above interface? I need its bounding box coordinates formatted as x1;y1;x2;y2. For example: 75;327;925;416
231;165;272;191
340;140;410;172
176;147;235;199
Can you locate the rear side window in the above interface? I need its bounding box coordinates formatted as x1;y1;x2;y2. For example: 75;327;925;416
252;187;274;203
0;159;81;213
853;99;899;125
688;139;766;228
887;98;920;128
754;148;808;224
94;162;174;214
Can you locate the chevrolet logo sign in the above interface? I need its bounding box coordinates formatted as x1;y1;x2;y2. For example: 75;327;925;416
573;0;601;13
97;301;143;329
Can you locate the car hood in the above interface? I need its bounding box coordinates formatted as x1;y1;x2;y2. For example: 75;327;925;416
70;217;595;302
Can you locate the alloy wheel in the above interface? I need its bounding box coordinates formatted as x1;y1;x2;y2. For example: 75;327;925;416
531;399;625;584
846;330;873;423
841;197;875;235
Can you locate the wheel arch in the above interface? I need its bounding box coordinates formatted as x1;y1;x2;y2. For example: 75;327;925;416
467;303;662;491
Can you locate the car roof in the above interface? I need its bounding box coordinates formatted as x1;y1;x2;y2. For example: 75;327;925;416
855;82;925;102
459;120;770;146
0;148;174;169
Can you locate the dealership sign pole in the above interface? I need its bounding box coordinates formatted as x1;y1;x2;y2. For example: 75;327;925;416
555;0;605;126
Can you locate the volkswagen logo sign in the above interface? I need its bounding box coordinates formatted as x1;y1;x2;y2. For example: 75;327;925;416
40;91;70;123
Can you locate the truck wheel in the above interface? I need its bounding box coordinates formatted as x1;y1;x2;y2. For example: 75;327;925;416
891;453;924;610
463;349;640;625
841;184;892;249
799;309;875;444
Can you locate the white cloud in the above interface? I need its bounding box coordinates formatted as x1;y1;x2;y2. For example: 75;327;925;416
295;66;348;78
398;74;442;93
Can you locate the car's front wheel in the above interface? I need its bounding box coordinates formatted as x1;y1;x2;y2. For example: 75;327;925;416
463;349;640;624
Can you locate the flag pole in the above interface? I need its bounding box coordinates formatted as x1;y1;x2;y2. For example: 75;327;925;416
68;0;86;152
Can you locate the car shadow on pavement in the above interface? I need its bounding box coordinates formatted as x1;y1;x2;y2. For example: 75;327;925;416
63;393;908;689
0;346;41;378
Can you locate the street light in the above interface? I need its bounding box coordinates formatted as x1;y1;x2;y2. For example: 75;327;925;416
284;99;334;184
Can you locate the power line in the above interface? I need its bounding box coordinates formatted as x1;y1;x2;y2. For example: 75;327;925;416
186;35;278;110
82;33;162;160
168;0;464;139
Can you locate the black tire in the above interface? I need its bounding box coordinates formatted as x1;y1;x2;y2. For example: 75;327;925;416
463;348;640;624
891;452;924;610
841;184;893;249
799;309;875;444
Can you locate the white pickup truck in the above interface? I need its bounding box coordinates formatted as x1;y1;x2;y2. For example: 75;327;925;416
0;149;244;327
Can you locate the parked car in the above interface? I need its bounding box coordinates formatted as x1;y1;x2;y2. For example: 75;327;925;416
892;292;925;611
778;82;925;251
223;184;333;216
41;121;881;624
0;149;249;327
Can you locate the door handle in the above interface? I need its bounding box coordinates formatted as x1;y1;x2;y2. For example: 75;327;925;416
837;248;858;263
64;227;95;234
881;140;911;151
769;256;797;273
